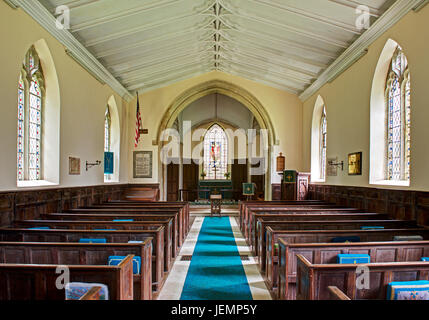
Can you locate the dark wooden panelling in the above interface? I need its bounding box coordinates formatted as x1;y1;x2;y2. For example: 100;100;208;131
272;184;281;200
0;184;159;227
308;184;429;226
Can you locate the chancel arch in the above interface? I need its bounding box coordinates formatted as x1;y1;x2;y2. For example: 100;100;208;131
157;81;276;201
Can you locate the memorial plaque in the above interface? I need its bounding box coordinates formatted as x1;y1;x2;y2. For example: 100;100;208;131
133;151;152;178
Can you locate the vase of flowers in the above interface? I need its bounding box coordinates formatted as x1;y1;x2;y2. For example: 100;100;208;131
201;171;207;180
224;172;231;179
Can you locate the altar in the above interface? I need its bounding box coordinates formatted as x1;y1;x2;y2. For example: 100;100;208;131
198;180;233;200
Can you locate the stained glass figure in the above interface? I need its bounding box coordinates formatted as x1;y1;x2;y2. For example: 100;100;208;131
104;106;112;181
204;124;228;180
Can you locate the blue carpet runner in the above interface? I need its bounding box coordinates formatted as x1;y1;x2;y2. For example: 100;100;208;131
180;217;253;300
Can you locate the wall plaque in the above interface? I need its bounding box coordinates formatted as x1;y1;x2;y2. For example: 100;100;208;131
133;151;152;178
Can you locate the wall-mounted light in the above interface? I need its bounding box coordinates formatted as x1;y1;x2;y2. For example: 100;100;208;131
86;160;101;171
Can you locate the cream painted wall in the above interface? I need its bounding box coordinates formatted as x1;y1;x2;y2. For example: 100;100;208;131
0;3;129;191
302;6;429;191
129;71;303;186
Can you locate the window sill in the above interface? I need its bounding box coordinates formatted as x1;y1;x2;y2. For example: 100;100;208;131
370;180;410;187
17;180;58;188
311;179;326;183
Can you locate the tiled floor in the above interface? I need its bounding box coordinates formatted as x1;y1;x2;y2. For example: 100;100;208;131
157;209;272;300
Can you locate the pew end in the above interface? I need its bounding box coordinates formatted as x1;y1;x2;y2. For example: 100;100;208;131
328;286;351;300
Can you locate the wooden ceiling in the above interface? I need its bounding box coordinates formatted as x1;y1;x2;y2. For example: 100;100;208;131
29;0;407;97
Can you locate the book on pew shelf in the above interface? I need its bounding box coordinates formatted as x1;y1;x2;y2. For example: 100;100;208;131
28;227;50;230
108;256;141;275
79;238;107;243
113;219;134;222
331;236;360;243
337;254;370;264
422;257;429;262
393;235;424;241
387;281;429;300
360;226;385;230
128;241;143;243
65;282;109;300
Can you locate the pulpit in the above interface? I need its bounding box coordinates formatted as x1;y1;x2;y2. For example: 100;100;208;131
210;194;222;216
280;170;311;200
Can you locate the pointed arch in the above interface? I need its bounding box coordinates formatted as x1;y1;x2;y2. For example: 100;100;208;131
311;95;327;182
370;39;411;186
105;95;121;182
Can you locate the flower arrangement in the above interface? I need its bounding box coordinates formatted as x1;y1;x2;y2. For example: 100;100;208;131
224;172;231;179
201;171;207;179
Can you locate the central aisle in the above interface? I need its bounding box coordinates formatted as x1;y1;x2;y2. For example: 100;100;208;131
180;216;252;300
157;214;272;300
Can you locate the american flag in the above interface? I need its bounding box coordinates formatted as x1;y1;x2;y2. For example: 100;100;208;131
134;92;142;148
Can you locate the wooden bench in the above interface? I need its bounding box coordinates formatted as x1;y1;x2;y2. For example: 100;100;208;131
257;219;418;271
0;241;152;300
265;228;429;292
327;286;351;300
41;213;180;258
278;240;429;300
100;201;190;233
244;206;362;241
68;207;186;247
15;219;173;272
0;254;135;300
296;254;429;300
250;213;389;256
239;200;328;229
0;227;166;293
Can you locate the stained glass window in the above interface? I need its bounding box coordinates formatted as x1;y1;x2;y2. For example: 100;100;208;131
203;124;228;180
320;106;327;180
17;75;25;181
386;47;410;181
104;106;112;181
17;46;44;182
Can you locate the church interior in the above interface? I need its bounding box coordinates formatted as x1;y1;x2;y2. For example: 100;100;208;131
1;0;429;303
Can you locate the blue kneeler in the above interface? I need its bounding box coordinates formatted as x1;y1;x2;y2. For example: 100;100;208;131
337;254;370;264
108;256;141;275
79;238;107;243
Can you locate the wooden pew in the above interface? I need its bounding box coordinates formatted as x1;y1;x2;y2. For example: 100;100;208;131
278;240;429;300
14;219;173;272
68;208;186;248
239;200;328;229
41;213;180;258
0;254;135;300
244;206;363;241
0;241;152;300
265;228;429;292
100;201;190;233
296;254;429;300
250;213;389;256
0;228;165;293
257;219;418;271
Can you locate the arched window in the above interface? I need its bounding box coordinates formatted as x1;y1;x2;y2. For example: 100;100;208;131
203;124;228;180
17;46;45;181
104;106;112;181
319;106;327;181
385;46;410;181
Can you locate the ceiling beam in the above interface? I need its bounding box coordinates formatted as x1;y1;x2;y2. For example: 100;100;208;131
219;0;350;48
70;0;184;32
249;0;361;34
326;0;382;17
299;0;424;101
9;0;132;101
84;12;214;47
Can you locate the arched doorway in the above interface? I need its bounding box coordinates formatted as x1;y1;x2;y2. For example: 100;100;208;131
155;80;277;201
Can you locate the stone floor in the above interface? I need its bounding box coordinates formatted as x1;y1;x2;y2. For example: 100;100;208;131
157;207;272;300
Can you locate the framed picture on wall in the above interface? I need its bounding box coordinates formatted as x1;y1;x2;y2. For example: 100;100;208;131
348;152;362;175
69;157;80;175
133;151;152;178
